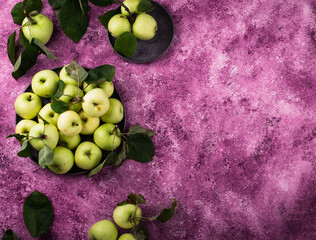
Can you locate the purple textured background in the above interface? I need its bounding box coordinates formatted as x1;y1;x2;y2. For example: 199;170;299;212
1;0;316;239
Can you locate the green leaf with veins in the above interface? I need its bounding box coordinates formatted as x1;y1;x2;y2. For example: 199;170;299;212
19;30;29;47
87;151;118;177
131;226;149;240
115;141;127;167
126;133;154;162
1;229;19;240
137;0;154;13
117;193;146;206
38;145;54;168
150;199;177;222
32;39;57;60
6;133;27;142
51;97;68;114
11;2;25;25
98;9;120;29
48;0;67;9
85;65;115;84
114;32;137;57
17;140;33;158
23;0;43;16
65;60;88;82
7;31;16;66
54;80;65;98
11;0;43;25
128;125;156;137
89;0;115;7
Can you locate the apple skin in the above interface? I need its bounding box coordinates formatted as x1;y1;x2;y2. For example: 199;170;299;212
94;123;121;151
82;88;109;118
83;81;114;98
132;13;157;40
118;233;137;240
79;110;100;135
38;103;60;126
108;14;131;38
59;65;83;87
57;110;82;137
31;70;59;98
29;123;59;151
121;0;141;16
15;92;42;120
48;146;74;174
75;141;102;170
100;98;124;124
58;132;81;150
15;120;37;140
58;84;84;112
21;13;53;45
89;220;118;240
113;204;142;229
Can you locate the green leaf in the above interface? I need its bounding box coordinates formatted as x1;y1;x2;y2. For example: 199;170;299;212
85;65;115;84
23;0;43;16
115;141;127;167
51;97;67;114
17;140;33;158
6;133;26;142
37;114;49;125
11;2;24;25
87;151;118;177
65;60;88;82
131;226;149;240
19;30;29;47
117;193;146;206
98;9;120;29
126;133;154;163
54;80;65;98
150;199;177;222
89;0;115;6
1;230;19;240
57;0;89;43
114;32;137;57
128;125;156;137
48;0;66;9
7;31;16;66
38;145;54;168
32;39;57;60
23;190;53;237
137;0;154;12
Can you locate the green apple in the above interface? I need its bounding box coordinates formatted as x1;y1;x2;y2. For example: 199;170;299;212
29;123;59;151
58;84;84;112
74;141;102;170
118;233;137;240
38;103;59;126
15;92;42;120
58;132;81;150
15;119;37;139
31;70;59;98
21;13;53;45
108;14;131;38
132;13;157;40
59;65;83;87
100;98;124;124
48;146;74;174
83;81;114;98
121;0;141;16
78;110;100;135
57;110;82;136
113;204;142;229
82;88;109;118
89;220;118;240
93;123;121;151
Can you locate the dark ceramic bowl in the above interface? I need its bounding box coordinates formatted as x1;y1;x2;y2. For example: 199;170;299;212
107;1;174;63
15;67;126;175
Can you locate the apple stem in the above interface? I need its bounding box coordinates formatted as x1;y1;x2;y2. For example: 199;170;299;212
114;0;135;23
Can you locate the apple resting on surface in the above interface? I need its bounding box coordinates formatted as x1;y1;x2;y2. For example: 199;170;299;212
75;141;102;170
108;14;131;38
82;88;109;118
15;120;37;139
118;233;137;240
79;110;100;135
83;81;114;98
58;132;81;150
89;220;118;240
59;65;83;87
57;111;82;137
132;13;157;40
121;0;141;16
113;204;142;229
21;13;53;45
29;123;59;151
94;123;121;151
15;92;42;120
31;70;59;98
100;98;124;124
48;146;74;174
58;84;84;112
38;103;59;126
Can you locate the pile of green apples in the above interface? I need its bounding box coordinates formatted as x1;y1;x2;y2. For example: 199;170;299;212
14;64;124;174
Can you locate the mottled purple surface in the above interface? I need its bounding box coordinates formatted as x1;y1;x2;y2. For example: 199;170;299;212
1;0;316;239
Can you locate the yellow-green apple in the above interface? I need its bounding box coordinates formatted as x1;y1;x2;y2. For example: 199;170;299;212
93;123;121;151
74;141;102;170
132;13;157;40
29;123;59;151
48;146;74;174
58;132;81;150
21;13;53;45
113;204;142;229
118;233;137;240
31;70;59;98
89;220;118;240
121;0;141;16
38;103;59;126
108;14;131;38
83;81;114;98
14;92;42;119
15;119;37;139
82;88;109;118
59;65;83;87
57;110;82;136
100;98;124;124
78;110;100;135
58;84;84;112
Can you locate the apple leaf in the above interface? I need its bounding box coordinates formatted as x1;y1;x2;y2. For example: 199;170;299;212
7;31;16;66
23;0;43;16
11;0;43;25
85;65;115;84
23;190;53;237
132;226;149;240
48;0;67;9
115;141;127;167
98;9;120;30
37;114;50;125
54;80;65;98
19;30;29;47
65;60;88;83
128;125;156;137
89;0;115;7
137;0;154;13
126;133;154;163
17;140;33;158
38;145;54;168
11;2;25;25
149;199;177;222
87;151;118;177
114;32;137;57
32;39;57;60
51;97;68;114
117;193;146;206
57;0;89;43
6;133;26;142
1;230;19;240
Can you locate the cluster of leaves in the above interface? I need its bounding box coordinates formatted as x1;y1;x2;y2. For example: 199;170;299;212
2;190;53;239
8;0;57;80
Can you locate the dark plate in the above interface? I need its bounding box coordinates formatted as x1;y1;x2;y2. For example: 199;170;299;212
107;1;174;63
15;67;126;175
